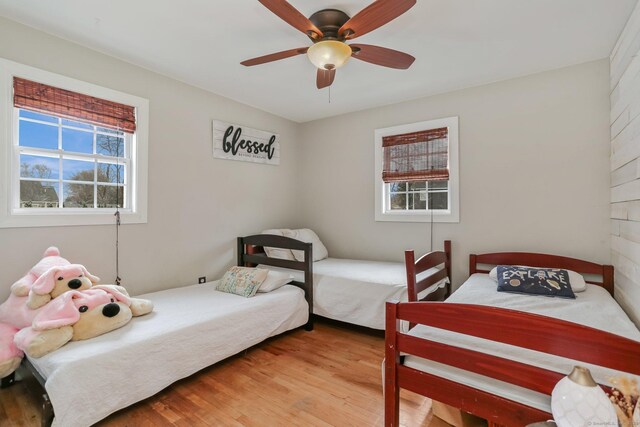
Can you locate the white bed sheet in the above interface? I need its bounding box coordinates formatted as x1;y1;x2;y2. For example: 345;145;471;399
403;273;640;412
28;282;308;427
260;257;446;330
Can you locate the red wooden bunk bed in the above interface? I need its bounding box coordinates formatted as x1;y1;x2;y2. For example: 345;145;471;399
385;251;640;426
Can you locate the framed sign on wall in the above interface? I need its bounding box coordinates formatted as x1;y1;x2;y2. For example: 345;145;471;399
212;120;280;165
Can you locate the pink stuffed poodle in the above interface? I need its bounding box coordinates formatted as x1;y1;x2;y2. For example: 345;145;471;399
15;285;153;358
10;247;69;297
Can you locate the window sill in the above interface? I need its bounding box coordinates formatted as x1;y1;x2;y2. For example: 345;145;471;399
375;210;459;223
0;210;147;228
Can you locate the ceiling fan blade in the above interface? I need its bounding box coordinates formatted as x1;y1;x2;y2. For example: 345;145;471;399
350;44;415;69
316;68;336;89
258;0;323;39
241;47;309;66
339;0;416;40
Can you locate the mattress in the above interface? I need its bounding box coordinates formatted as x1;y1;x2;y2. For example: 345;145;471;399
28;282;308;427
403;273;640;412
260;257;446;330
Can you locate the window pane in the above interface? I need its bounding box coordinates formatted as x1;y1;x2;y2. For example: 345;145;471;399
429;180;448;190
63;183;94;208
97;185;124;208
97;126;124;136
63;159;94;181
390;182;406;192
19;110;58;123
62;118;93;130
62;128;93;154
409;193;427;210
429;192;448;210
97;163;124;183
19;120;58;150
390;193;407;210
20;181;59;208
96;134;124;157
408;181;427;190
20;155;59;179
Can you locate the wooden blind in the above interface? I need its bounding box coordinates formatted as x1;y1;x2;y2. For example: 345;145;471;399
13;77;136;133
382;127;449;183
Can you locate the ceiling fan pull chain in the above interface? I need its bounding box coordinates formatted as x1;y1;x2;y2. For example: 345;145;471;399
329;85;331;104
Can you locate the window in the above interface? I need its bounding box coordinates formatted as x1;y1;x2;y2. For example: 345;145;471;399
374;117;459;223
0;59;148;227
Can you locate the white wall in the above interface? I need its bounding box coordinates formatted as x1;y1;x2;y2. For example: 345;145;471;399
298;60;612;291
0;17;302;301
610;0;640;326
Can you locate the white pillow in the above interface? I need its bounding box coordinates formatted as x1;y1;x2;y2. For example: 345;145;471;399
258;270;294;292
282;228;329;262
489;266;587;292
261;229;296;260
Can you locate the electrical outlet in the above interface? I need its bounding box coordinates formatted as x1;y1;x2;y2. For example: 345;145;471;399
198;276;206;284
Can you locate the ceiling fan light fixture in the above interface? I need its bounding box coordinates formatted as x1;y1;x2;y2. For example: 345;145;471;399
307;40;352;70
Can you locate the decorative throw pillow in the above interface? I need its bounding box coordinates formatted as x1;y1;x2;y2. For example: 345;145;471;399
496;266;576;299
217;266;268;298
282;228;329;262
489;265;586;292
258;270;294;292
261;229;296;261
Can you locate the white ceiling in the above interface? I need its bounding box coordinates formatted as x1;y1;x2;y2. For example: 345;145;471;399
0;0;636;122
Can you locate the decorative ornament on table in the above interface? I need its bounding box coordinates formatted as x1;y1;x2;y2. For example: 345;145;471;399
551;366;617;427
608;375;639;427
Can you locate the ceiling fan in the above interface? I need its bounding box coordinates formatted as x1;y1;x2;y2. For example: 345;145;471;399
241;0;417;89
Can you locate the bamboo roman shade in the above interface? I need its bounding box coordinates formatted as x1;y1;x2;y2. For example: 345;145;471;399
13;77;136;133
382;127;449;183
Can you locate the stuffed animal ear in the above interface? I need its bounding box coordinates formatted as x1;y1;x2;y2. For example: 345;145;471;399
94;285;131;305
30;267;61;296
31;292;82;331
80;266;100;284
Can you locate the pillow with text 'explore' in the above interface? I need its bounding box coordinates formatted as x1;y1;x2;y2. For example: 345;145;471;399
217;266;268;298
489;265;586;292
496;266;576;299
258;270;294;293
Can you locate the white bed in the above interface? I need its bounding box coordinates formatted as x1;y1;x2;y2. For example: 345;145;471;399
261;257;446;330
26;281;308;427
403;273;640;413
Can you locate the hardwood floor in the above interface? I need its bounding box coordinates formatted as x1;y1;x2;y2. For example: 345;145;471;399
0;321;450;427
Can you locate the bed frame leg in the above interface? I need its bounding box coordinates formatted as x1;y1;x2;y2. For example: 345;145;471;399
384;302;400;427
1;372;15;388
304;315;314;331
41;393;54;427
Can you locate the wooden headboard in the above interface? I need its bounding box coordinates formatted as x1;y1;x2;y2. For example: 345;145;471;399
405;240;452;302
469;251;614;297
237;234;314;330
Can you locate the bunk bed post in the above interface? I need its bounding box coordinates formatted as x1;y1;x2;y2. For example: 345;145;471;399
384;301;400;427
444;240;452;297
304;242;314;331
404;250;417;302
469;254;477;276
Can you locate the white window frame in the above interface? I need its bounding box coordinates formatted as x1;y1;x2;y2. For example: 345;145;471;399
374;117;459;223
0;58;148;228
